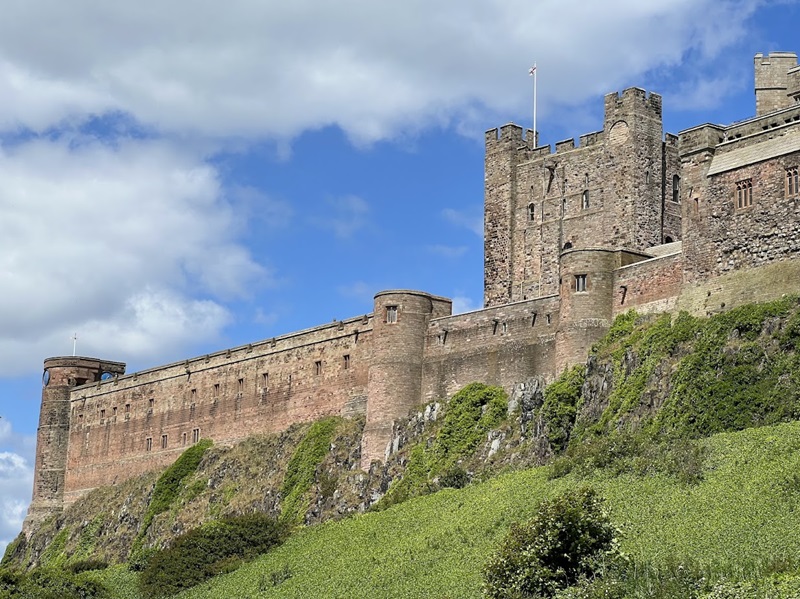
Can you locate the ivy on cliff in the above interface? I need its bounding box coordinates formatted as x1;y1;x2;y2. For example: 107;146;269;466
378;382;508;509
130;438;213;566
280;417;341;526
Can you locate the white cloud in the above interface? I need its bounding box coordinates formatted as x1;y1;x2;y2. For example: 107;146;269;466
0;420;35;555
452;295;480;314
0;0;765;144
0;137;265;375
315;195;370;239
442;208;483;237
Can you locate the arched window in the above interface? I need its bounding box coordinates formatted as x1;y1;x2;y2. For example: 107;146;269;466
664;236;674;243
528;203;535;221
563;241;573;250
581;190;589;209
672;175;681;203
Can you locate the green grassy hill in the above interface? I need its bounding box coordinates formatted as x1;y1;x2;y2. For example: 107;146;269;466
7;298;800;598
90;420;800;598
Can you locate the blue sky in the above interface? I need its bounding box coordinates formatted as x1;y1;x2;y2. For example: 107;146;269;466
1;0;798;552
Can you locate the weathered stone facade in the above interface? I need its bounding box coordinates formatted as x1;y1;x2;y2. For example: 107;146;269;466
25;51;800;533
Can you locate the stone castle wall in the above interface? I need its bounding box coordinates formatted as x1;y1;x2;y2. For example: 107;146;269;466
26;51;800;532
483;88;681;308
61;314;374;505
422;295;560;405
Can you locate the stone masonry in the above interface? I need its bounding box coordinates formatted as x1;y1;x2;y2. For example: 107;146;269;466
24;51;800;533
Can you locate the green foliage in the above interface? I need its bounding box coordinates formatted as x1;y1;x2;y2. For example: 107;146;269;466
542;365;586;451
89;421;800;599
439;465;469;489
66;559;109;574
379;383;508;508
482;487;620;598
0;567;110;599
550;430;708;485
138;513;286;598
280;417;340;525
655;297;800;438
130;439;212;562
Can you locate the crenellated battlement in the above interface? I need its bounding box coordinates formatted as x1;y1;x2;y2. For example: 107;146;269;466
27;51;800;535
604;87;662;123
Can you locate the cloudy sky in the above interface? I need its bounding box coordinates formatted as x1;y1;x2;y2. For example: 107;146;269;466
1;0;798;553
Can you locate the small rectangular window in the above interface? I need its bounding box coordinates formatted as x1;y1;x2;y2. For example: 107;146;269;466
437;331;447;345
182;432;187;446
788;166;799;198
213;383;220;397
190;403;196;418
237;377;244;393
343;355;350;369
112;406;117;416
161;434;168;449
192;428;200;443
575;274;587;292
100;409;105;420
386;305;398;324
261;373;269;388
315;361;322;375
736;178;753;209
125;403;130;413
146;437;152;452
191;388;197;399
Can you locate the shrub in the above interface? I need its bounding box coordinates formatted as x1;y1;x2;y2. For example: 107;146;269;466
482;487;620;599
439;466;469;489
66;559;108;574
0;567;109;599
138;513;286;597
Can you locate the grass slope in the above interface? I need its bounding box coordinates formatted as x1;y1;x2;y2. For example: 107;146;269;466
100;420;800;599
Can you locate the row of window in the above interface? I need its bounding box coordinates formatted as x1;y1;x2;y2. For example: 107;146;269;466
735;167;799;210
527;174;682;222
434;313;555;346
146;428;200;451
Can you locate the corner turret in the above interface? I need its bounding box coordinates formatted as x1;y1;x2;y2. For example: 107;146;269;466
24;356;125;534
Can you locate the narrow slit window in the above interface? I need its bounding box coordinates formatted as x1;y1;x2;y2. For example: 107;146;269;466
343;355;350;369
315;361;322;375
528;203;535;221
736;178;753;209
237;378;244;393
213;383;220;397
581;190;589;209
192;428;200;443
787;166;799;198
190;403;196;418
673;174;681;203
182;432;187;446
262;373;269;388
146;437;152;452
575;274;587;292
161;434;168;449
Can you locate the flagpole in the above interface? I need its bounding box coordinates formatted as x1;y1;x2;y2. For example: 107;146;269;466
530;63;537;146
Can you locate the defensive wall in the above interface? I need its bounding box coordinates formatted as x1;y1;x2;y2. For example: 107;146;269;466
26;51;800;534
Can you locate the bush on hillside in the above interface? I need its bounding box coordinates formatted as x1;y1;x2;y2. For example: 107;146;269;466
0;567;109;599
138;513;286;597
482;487;621;599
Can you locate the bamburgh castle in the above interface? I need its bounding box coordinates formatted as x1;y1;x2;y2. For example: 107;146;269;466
25;52;800;531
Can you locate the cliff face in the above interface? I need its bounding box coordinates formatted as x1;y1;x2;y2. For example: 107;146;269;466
8;296;800;571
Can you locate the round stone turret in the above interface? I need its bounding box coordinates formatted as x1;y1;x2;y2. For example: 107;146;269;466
361;290;451;468
23;356;125;534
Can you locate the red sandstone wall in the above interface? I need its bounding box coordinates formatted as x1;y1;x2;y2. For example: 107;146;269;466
63;315;373;504
613;252;683;316
422;295;560;402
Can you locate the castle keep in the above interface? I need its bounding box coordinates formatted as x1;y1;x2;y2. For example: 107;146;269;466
25;52;800;531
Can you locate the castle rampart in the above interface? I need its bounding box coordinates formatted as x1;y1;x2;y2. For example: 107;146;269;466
25;51;800;533
57;314;374;506
422;295;560;405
